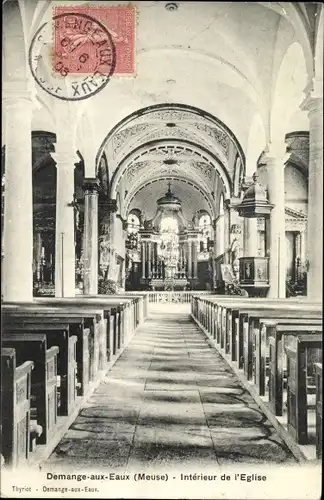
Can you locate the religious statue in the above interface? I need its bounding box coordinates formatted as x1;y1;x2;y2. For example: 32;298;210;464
229;224;242;281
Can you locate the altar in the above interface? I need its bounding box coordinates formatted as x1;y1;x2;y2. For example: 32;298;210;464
150;277;188;291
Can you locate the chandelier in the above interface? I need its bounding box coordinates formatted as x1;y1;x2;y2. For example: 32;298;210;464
157;182;182;212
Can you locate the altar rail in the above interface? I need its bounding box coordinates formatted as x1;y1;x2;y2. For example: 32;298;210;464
122;291;212;304
191;295;322;462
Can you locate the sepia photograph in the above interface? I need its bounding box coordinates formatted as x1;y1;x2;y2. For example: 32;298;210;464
1;1;323;499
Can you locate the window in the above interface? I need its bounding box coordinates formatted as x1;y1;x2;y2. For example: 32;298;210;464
198;213;212;252
127;213;140;234
126;213;140;250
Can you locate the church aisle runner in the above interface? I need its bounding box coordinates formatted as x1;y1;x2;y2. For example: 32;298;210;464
46;307;296;471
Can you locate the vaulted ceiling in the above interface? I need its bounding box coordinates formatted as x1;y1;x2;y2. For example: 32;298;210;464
3;0;320;219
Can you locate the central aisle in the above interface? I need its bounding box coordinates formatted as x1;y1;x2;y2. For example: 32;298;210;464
46;307;296;471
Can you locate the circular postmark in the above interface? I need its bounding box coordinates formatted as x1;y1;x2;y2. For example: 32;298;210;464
28;12;116;101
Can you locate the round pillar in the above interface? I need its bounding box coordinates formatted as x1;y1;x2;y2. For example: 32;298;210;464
83;178;99;295
52;146;78;297
301;92;323;301
3;92;34;301
258;145;287;298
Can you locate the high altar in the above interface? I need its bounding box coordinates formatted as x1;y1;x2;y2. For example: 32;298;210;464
125;183;212;291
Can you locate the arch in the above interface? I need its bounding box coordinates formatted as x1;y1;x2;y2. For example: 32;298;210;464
110;138;232;202
246;113;267;176
259;2;314;80
96;103;245;172
124;177;215;221
3;0;28;80
270;42;308;144
116;192;122;212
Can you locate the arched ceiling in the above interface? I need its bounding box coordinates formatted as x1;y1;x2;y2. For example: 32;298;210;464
106;105;245;216
100;105;244;172
3;0;319;202
127;177;214;222
16;1;317;154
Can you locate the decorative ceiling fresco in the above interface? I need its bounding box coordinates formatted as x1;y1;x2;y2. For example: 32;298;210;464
126;177;215;222
99;105;246;216
111;139;231;219
103;105;244;175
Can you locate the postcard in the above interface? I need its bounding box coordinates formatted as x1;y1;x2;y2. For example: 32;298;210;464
1;1;322;499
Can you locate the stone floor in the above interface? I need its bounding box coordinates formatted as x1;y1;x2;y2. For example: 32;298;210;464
46;306;297;472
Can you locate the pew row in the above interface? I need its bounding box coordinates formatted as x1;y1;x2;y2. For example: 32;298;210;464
1;295;146;469
191;295;322;462
2;334;59;446
1;349;34;468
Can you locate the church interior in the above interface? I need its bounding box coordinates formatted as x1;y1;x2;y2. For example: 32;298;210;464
1;1;323;493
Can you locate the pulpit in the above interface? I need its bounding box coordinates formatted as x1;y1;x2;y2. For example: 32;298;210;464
239;256;269;297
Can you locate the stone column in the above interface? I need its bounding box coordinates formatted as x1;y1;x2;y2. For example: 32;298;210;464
141;241;146;279
193;240;198;279
52;145;78;297
83;178;99;295
147;241;152;278
188;240;192;278
223;203;231;264
243;218;258;257
3;91;34;302
301;89;323;301
258;144;287;298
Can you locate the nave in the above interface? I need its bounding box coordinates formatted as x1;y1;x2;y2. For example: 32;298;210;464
46;307;295;470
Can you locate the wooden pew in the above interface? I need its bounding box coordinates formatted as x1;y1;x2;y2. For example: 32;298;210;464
261;321;322;411
192;296;320;356
3;317;90;396
314;363;322;459
224;302;320;362
2;321;78;416
3;305;106;381
191;296;323;456
35;297;135;360
236;307;321;375
2;334;59;446
285;334;322;444
38;295;143;354
1;348;34;467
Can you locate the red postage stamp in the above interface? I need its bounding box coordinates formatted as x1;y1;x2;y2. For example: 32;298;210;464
53;5;136;76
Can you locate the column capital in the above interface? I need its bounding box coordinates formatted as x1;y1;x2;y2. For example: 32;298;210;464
83;177;100;195
51;145;79;166
258;142;289;166
300;79;323;119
